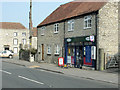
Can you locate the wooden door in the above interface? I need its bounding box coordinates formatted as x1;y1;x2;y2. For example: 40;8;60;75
42;44;44;60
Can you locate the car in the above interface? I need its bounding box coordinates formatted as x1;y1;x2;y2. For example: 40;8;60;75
0;50;14;59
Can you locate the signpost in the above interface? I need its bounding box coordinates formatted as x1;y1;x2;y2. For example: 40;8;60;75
58;57;64;66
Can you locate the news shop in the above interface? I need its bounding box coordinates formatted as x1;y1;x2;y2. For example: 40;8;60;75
64;35;96;69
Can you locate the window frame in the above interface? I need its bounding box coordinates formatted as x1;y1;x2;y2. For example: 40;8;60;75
54;23;59;34
13;47;18;54
13;38;18;45
47;45;51;55
22;32;26;37
22;39;26;45
41;26;45;36
84;15;92;29
68;19;74;31
54;44;60;55
14;32;17;37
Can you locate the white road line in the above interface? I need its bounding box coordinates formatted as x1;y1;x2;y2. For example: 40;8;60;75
0;70;12;75
18;75;44;85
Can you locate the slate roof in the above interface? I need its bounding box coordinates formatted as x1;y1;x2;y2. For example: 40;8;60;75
0;22;27;29
38;1;106;27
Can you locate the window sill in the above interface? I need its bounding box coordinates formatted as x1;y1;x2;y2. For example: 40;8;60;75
47;53;51;55
83;27;91;30
41;34;44;36
68;30;74;32
54;32;58;34
54;53;59;56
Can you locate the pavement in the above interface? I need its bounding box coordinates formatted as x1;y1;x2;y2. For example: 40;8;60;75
1;57;119;85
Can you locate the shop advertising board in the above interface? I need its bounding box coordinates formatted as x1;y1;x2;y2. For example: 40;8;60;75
58;57;64;66
91;46;96;60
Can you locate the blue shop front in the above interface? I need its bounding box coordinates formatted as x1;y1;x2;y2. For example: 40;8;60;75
64;36;96;69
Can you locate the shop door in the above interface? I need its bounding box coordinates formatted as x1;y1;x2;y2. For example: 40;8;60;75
84;46;92;66
42;44;44;60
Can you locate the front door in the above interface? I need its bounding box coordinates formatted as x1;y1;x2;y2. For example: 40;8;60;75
42;44;44;60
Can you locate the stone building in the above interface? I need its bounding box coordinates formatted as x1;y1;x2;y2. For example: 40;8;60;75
31;27;37;49
37;1;119;70
0;22;29;55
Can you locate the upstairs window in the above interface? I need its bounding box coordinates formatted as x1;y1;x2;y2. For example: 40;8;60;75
54;23;59;33
84;16;92;29
47;45;51;54
68;19;74;31
14;32;17;37
41;26;45;36
22;32;26;37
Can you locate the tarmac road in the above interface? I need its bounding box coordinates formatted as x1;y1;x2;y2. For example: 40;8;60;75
2;62;118;88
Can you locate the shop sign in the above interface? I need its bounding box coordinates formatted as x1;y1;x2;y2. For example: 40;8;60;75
67;38;71;42
85;37;90;41
58;57;64;66
91;46;96;60
90;36;94;42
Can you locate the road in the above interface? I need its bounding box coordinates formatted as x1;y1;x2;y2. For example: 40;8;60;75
2;61;118;88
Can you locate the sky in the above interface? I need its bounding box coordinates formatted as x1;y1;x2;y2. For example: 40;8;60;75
1;0;72;29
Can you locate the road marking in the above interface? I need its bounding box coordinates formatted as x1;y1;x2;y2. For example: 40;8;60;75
18;75;44;85
0;70;12;75
28;65;40;68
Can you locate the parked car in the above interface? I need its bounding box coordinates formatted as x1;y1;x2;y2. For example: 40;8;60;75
0;50;14;59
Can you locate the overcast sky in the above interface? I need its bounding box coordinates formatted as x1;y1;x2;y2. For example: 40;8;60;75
1;0;72;29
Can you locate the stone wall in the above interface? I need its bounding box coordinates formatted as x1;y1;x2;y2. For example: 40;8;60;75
0;29;29;55
98;2;118;56
37;22;64;63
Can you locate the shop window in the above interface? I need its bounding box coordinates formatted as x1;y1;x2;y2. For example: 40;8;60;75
84;16;92;29
47;45;51;54
41;26;45;36
68;19;74;31
54;23;59;33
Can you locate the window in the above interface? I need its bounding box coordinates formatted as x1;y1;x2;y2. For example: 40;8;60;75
68;19;74;31
22;32;26;37
14;47;18;54
55;45;59;55
22;39;26;45
47;45;51;54
41;26;45;36
13;39;18;45
14;32;17;37
54;23;59;33
84;16;92;29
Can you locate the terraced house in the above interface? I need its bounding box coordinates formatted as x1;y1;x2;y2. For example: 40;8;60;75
37;1;119;70
0;22;29;55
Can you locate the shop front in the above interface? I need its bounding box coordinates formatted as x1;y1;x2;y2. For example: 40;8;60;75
64;36;96;69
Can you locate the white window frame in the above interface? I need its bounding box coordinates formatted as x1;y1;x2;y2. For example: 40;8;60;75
54;23;59;33
41;26;45;36
13;39;18;45
14;32;17;37
13;47;18;54
47;45;51;54
68;19;74;31
84;15;92;29
22;32;26;37
22;39;26;45
55;45;59;55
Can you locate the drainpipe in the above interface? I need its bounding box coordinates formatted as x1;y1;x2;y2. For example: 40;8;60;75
95;12;98;70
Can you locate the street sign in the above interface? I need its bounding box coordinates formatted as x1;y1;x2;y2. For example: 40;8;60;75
58;57;64;66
